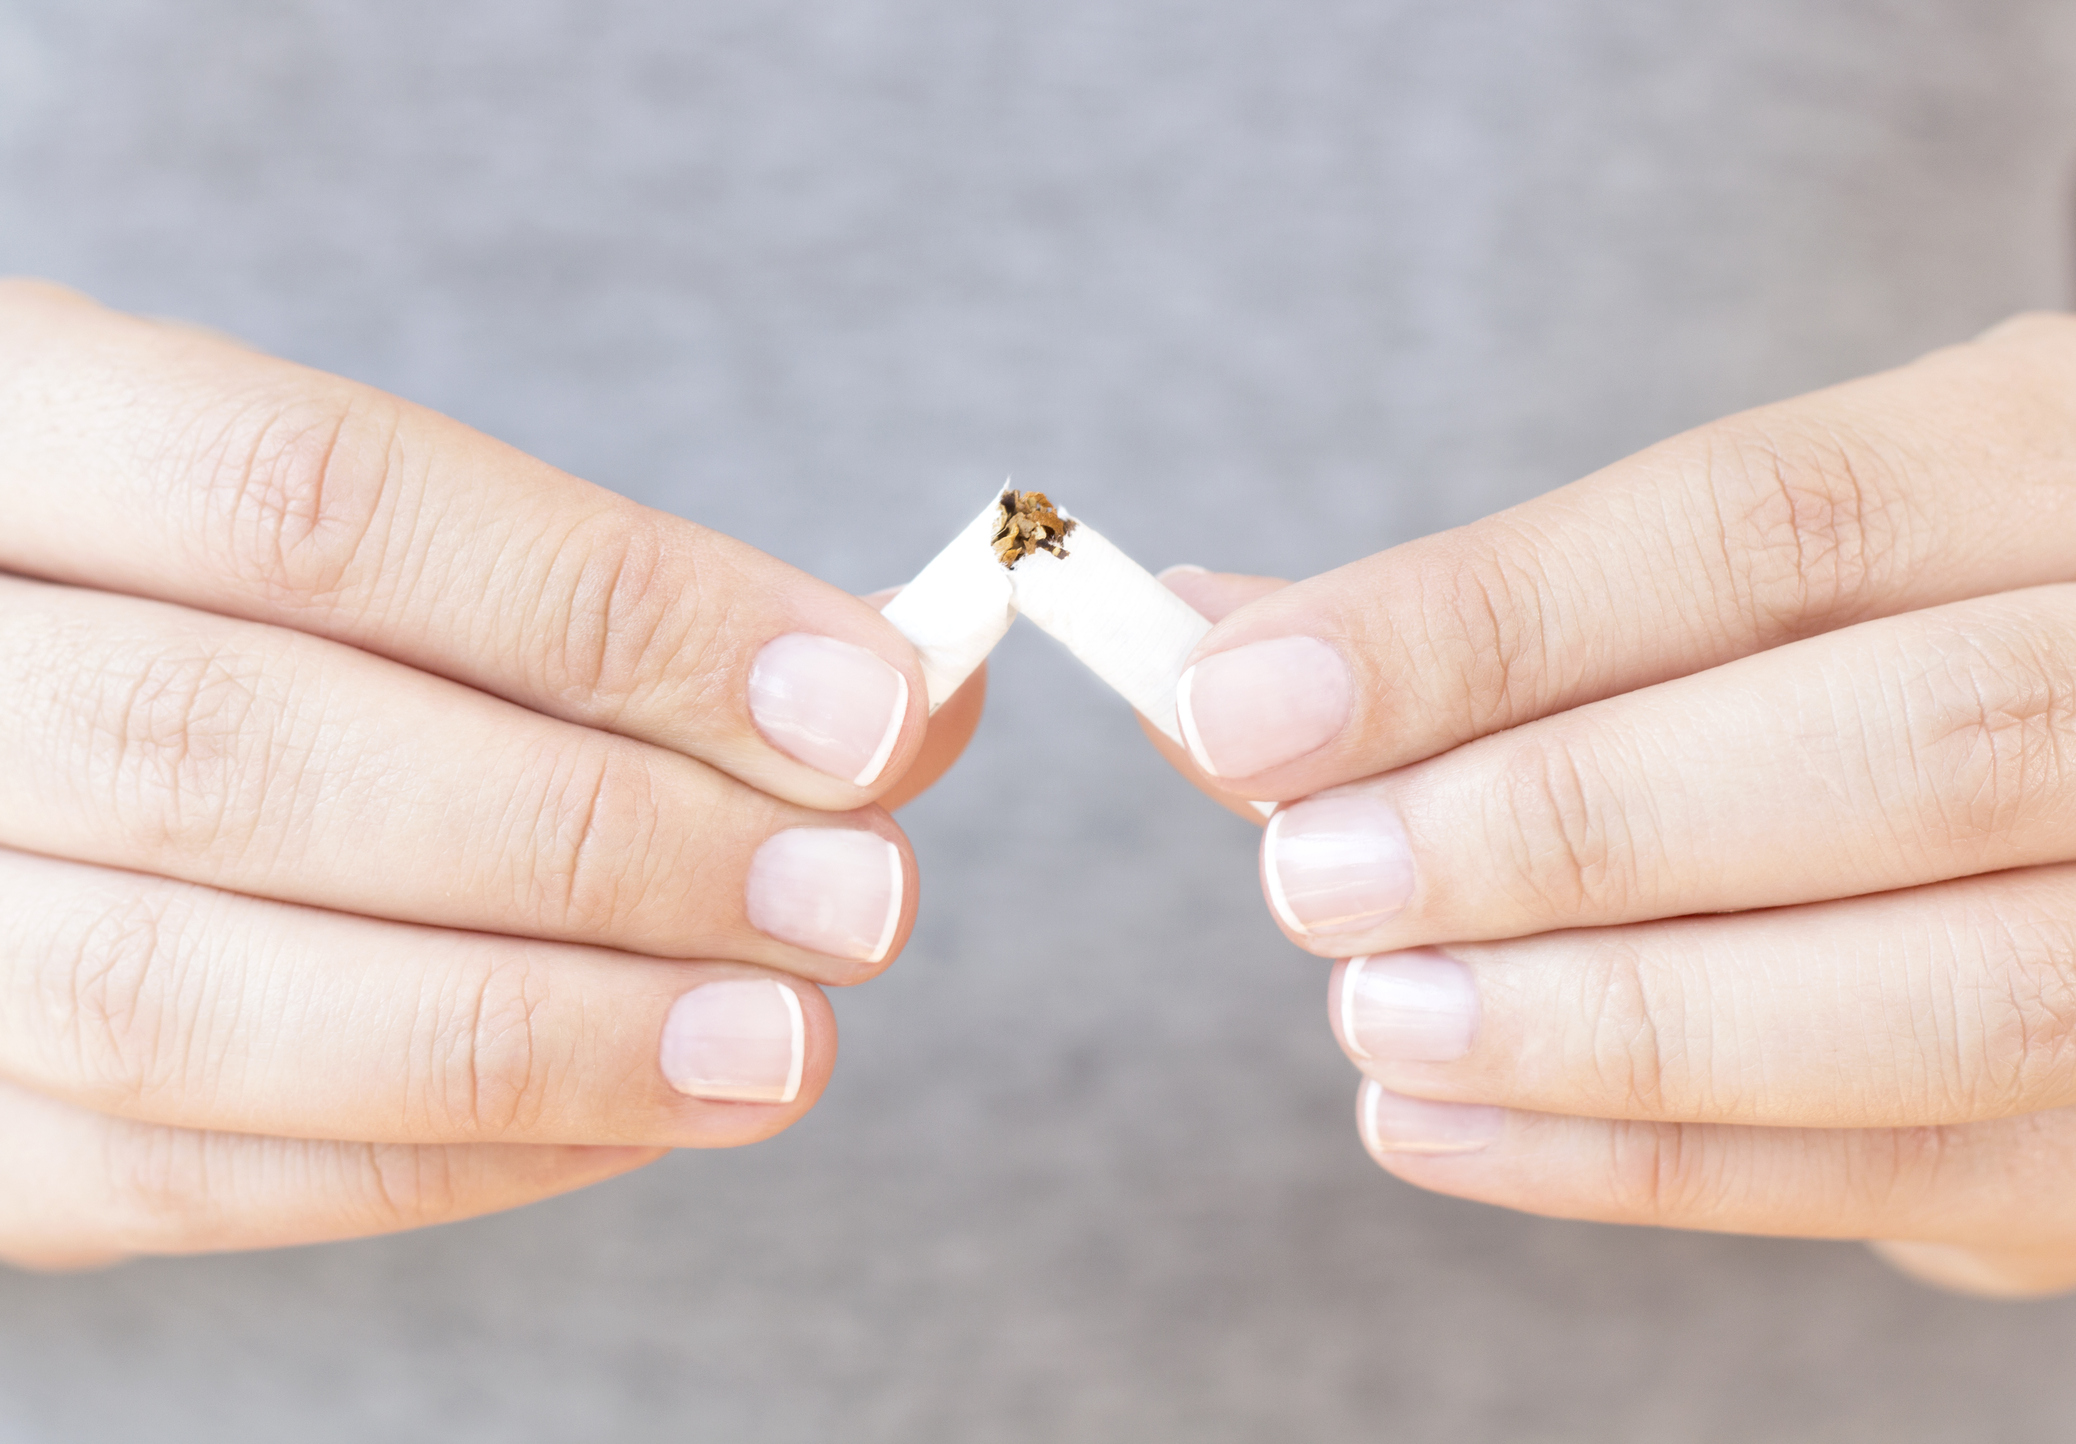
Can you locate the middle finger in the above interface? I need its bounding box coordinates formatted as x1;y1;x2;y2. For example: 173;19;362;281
1329;863;2076;1129
0;847;830;1145
0;576;912;982
1262;584;2076;956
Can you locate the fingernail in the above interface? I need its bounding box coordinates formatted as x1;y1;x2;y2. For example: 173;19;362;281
748;634;910;787
1263;791;1414;938
1358;1079;1502;1156
746;828;905;964
1156;562;1209;579
1175;636;1351;778
660;979;806;1104
1339;952;1478;1063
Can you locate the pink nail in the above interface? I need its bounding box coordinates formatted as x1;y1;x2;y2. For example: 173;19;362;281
1357;1080;1501;1156
1339;952;1478;1063
746;828;905;964
1175;636;1351;778
748;634;909;787
1262;791;1414;939
660;979;806;1104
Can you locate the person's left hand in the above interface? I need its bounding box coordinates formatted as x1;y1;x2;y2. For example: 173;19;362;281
1148;313;2076;1298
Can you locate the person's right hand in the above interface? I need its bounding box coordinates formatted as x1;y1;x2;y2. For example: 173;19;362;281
0;280;983;1270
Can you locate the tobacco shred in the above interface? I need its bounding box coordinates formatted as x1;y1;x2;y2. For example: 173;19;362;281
991;488;1077;568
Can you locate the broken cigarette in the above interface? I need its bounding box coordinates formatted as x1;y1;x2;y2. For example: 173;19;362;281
883;488;1271;817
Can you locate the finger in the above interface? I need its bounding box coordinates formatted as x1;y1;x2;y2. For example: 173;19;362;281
1261;585;2076;955
0;849;836;1145
1173;313;2076;795
0;280;925;810
1351;1079;2076;1266
1328;865;2076;1129
0;1080;659;1267
0;578;915;983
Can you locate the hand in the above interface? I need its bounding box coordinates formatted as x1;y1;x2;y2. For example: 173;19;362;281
1155;313;2076;1298
0;281;983;1269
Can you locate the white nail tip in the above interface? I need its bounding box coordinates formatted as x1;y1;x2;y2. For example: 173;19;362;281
1358;1080;1495;1156
776;981;806;1105
868;842;904;964
852;669;909;787
1260;809;1308;936
1377;1138;1494;1156
1174;663;1223;778
1340;956;1372;1059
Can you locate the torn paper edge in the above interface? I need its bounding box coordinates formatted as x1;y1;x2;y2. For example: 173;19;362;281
882;485;1273;816
879;496;1016;710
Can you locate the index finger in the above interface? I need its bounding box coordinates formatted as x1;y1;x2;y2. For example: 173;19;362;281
0;280;926;811
1172;313;2076;798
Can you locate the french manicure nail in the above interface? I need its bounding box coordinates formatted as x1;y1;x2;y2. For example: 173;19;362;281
1340;952;1478;1063
660;978;806;1104
748;633;910;787
1263;791;1414;938
1175;636;1351;778
746;828;905;964
1358;1079;1502;1156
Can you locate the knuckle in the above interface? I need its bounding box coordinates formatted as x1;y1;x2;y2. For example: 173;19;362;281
410;959;563;1138
99;1121;225;1247
1600;1120;1715;1225
173;382;408;614
35;891;196;1112
534;512;701;710
1572;943;1685;1117
523;741;667;941
358;1143;465;1230
1414;529;1561;738
1942;906;2076;1119
1701;418;1918;644
533;512;752;727
1491;734;1645;924
84;636;283;861
1906;623;2076;852
1857;1124;1948;1227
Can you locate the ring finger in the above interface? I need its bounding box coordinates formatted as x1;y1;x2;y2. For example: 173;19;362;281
1353;1080;2076;1294
1329;863;2076;1129
1264;584;2076;956
0;847;836;1145
0;576;913;982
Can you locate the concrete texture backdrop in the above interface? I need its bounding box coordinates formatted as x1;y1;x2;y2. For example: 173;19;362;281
3;2;2076;1439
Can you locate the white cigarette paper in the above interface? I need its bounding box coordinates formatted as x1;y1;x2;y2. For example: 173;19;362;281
880;487;1210;746
1007;523;1212;747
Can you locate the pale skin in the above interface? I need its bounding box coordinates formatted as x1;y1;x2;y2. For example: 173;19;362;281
1155;312;2076;1299
0;279;984;1269
10;281;2076;1299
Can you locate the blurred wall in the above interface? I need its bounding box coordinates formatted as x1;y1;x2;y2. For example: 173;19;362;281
3;3;2075;1440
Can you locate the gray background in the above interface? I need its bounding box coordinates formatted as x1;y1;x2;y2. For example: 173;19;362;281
4;2;2076;1439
